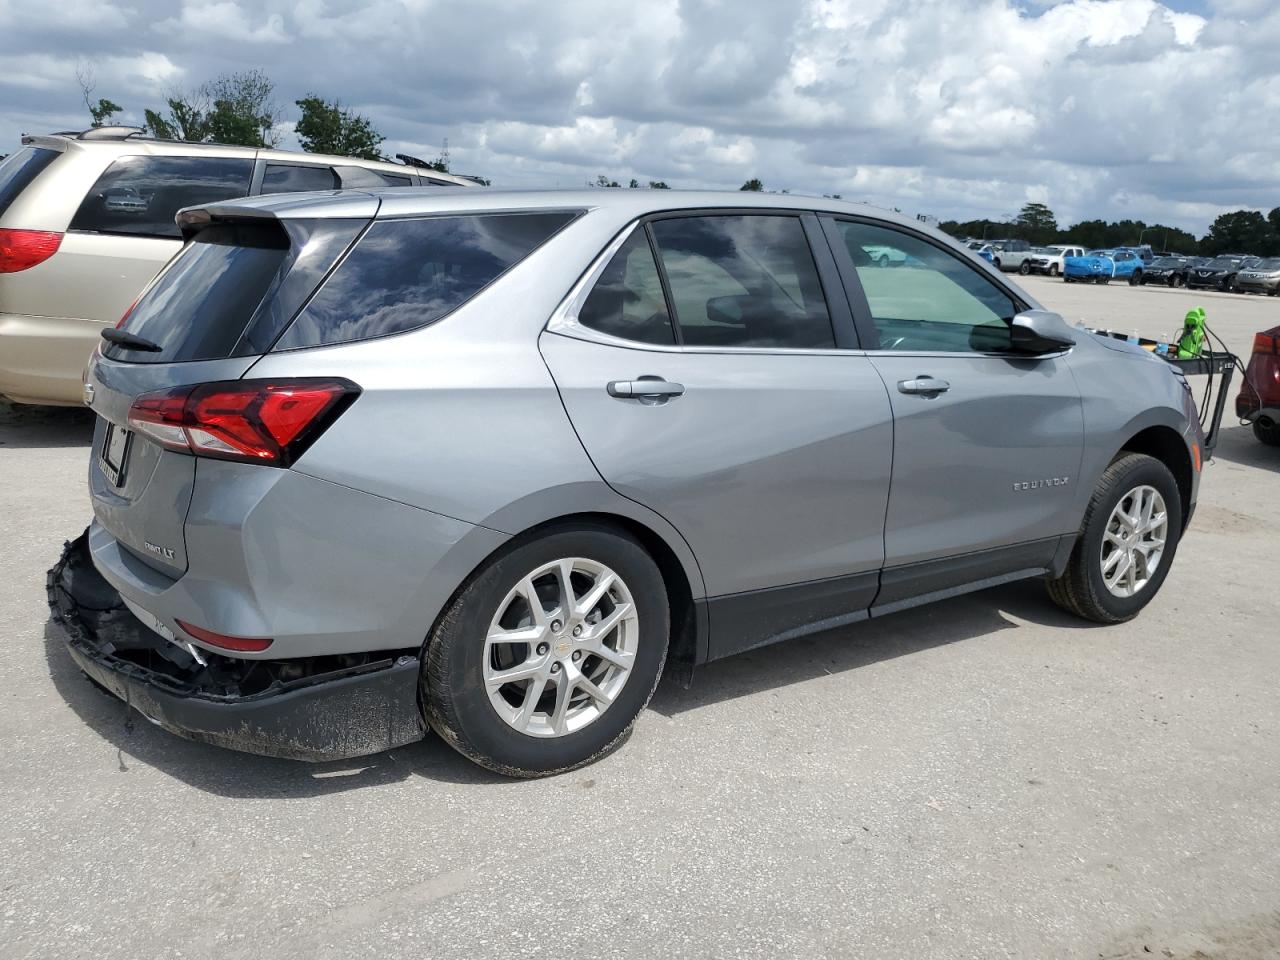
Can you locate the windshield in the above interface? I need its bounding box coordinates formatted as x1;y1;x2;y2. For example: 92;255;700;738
1086;250;1111;257
1204;257;1241;269
1150;257;1182;267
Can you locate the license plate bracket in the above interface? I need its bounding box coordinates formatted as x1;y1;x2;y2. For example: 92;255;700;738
99;422;133;488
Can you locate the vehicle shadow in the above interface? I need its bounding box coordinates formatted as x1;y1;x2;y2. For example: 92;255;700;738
42;620;513;797
0;401;94;450
650;578;1092;716
1206;422;1280;474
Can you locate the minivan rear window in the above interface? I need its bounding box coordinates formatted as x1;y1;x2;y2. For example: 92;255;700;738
0;147;59;218
70;156;254;239
275;211;579;350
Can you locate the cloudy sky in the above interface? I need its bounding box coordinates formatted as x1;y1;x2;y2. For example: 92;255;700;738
1;0;1276;233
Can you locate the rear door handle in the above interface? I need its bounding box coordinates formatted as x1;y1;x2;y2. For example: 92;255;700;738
897;376;950;396
607;378;685;400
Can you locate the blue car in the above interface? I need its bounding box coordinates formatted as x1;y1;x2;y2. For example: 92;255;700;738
1063;248;1146;284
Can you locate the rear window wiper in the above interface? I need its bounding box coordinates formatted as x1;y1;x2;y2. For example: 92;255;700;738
101;328;162;352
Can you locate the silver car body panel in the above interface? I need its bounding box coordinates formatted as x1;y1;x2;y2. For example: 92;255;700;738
79;188;1200;665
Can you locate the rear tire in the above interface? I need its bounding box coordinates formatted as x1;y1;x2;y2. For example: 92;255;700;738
1254;421;1280;446
422;524;669;777
1128;270;1142;286
1046;453;1183;624
1019;261;1031;276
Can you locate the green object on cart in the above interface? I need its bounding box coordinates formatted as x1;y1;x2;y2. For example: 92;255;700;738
1176;306;1207;359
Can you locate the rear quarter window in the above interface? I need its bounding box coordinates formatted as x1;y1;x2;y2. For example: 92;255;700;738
70;156;253;238
275;211;579;350
0;147;60;218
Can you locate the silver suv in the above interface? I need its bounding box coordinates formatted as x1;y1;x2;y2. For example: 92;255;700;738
0;127;473;405
50;188;1204;777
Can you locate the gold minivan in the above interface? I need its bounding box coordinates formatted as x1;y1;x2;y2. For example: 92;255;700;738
0;126;475;405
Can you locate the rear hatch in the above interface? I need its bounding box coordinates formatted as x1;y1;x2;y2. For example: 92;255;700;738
86;200;375;578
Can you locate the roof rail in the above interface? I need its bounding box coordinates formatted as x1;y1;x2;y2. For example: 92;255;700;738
77;126;147;141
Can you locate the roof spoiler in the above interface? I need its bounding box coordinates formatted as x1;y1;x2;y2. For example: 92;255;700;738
176;204;280;242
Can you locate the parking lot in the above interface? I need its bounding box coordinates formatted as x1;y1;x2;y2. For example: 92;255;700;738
1;275;1277;959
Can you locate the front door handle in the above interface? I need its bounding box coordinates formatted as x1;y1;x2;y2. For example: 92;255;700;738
897;376;950;396
607;378;685;401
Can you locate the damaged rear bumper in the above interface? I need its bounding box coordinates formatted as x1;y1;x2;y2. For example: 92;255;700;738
48;531;427;761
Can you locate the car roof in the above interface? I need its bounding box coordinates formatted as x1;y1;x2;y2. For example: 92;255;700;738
191;186;935;232
20;130;475;186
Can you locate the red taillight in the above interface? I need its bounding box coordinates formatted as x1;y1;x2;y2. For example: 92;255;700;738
0;228;63;273
1251;332;1280;356
128;378;359;466
176;619;273;653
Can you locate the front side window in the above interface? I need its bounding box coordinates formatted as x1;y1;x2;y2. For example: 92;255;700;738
70;156;253;239
648;215;834;349
277;211;579;350
577;229;675;345
835;220;1019;353
261;163;339;195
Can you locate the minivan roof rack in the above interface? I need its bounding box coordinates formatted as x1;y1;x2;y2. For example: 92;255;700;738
76;126;148;141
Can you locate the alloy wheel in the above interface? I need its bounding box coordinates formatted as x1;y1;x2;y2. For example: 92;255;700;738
1100;484;1168;598
482;557;639;738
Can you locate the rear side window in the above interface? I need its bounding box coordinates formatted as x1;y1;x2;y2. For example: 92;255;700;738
276;211;578;350
0;147;59;218
261;163;339;195
577;230;675;345
649;215;835;349
380;173;412;187
71;156;253;239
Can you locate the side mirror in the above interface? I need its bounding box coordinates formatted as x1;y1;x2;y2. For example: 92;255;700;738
1010;310;1075;355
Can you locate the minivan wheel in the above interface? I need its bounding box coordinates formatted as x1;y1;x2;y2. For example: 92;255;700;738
1046;453;1182;624
423;524;669;777
1254;420;1280;446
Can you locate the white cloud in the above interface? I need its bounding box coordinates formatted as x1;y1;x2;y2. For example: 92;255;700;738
0;0;1276;233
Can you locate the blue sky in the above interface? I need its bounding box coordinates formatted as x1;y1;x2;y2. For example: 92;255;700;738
1;0;1276;233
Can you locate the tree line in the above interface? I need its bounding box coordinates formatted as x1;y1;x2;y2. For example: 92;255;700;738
76;64;450;170
940;202;1280;258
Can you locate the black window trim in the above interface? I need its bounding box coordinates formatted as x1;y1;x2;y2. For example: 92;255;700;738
270;207;587;353
819;212;1032;357
552;208;861;354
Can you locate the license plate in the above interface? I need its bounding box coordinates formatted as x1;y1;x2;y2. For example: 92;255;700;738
99;421;133;488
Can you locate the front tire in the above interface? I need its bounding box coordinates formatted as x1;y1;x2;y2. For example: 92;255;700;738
1046;453;1182;624
1049;264;1060;277
423;524;669;777
1128;270;1142;286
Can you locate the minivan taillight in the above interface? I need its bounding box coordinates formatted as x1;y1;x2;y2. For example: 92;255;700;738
0;228;63;273
128;379;360;466
1252;332;1280;356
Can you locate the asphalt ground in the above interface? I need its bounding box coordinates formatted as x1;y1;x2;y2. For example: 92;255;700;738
1;274;1277;959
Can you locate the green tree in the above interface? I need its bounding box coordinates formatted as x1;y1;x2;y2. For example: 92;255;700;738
594;175;621;188
146;70;279;147
1201;210;1271;256
648;180;671;189
1014;202;1058;245
294;96;384;160
740;178;764;192
75;61;122;128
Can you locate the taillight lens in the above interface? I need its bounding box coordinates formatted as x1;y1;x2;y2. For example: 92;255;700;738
1251;332;1280;356
128;378;359;466
176;619;273;653
0;228;63;273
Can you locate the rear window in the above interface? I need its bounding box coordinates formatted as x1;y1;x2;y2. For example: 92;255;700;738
0;147;59;218
70;156;253;238
105;217;368;364
275;211;579;350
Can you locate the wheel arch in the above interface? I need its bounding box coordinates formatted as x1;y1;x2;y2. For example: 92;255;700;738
1116;425;1192;528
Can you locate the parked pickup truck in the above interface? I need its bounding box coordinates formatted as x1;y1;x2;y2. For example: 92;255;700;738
1025;245;1085;277
984;239;1035;273
1063;248;1145;284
